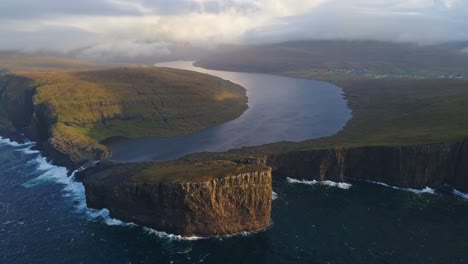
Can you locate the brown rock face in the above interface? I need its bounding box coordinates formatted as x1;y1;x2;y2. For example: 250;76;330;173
263;139;468;192
81;163;272;236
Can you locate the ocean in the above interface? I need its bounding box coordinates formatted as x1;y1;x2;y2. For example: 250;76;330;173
1;138;468;264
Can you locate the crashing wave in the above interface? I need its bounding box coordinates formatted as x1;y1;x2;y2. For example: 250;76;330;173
2;136;265;240
272;191;278;200
0;137;23;147
365;180;436;194
453;189;468;200
286;177;352;190
0;136;133;228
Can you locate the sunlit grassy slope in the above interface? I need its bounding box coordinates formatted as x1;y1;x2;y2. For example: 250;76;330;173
23;66;247;141
0;61;248;163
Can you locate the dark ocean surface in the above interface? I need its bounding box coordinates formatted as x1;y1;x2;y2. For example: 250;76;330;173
1;138;468;264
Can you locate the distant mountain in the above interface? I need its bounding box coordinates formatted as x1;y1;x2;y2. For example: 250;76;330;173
0;51;99;71
196;40;468;78
437;41;468;51
67;43;211;65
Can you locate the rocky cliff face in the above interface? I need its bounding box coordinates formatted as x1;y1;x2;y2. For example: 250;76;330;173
80;162;272;236
0;74;35;137
260;140;468;192
0;74;108;168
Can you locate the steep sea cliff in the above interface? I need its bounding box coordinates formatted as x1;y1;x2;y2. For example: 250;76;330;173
0;73;111;168
75;138;468;237
237;139;468;192
79;163;272;236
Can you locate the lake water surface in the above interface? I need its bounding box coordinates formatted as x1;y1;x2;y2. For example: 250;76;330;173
108;61;351;162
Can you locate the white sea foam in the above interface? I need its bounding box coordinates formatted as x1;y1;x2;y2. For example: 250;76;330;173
0;136;133;229
16;146;40;154
365;180;436;194
26;156;136;227
144;227;206;241
272;191;278;200
453;189;468;200
287;177;352;190
2;136;270;240
145;221;272;241
0;137;23;147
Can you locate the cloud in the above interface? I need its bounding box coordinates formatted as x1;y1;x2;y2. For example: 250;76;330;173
79;41;171;60
0;0;467;57
0;0;139;19
0;25;94;52
244;0;468;44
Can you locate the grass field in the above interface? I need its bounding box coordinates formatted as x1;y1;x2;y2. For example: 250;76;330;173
23;67;247;141
129;160;268;183
302;78;468;148
85;160;269;184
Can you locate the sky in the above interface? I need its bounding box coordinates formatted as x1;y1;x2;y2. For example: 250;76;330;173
1;0;467;58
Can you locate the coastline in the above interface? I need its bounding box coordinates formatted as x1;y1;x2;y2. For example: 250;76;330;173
2;134;468;244
3;63;468;237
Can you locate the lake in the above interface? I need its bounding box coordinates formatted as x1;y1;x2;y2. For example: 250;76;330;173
108;61;351;162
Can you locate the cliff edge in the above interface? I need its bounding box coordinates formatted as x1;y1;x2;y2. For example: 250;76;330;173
79;161;272;236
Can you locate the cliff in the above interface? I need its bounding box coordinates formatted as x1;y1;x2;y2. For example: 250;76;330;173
225;139;468;192
48;136;468;237
79;161;272;236
78;138;468;237
0;75;35;136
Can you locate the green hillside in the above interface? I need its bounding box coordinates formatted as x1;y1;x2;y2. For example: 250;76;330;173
0;64;248;164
